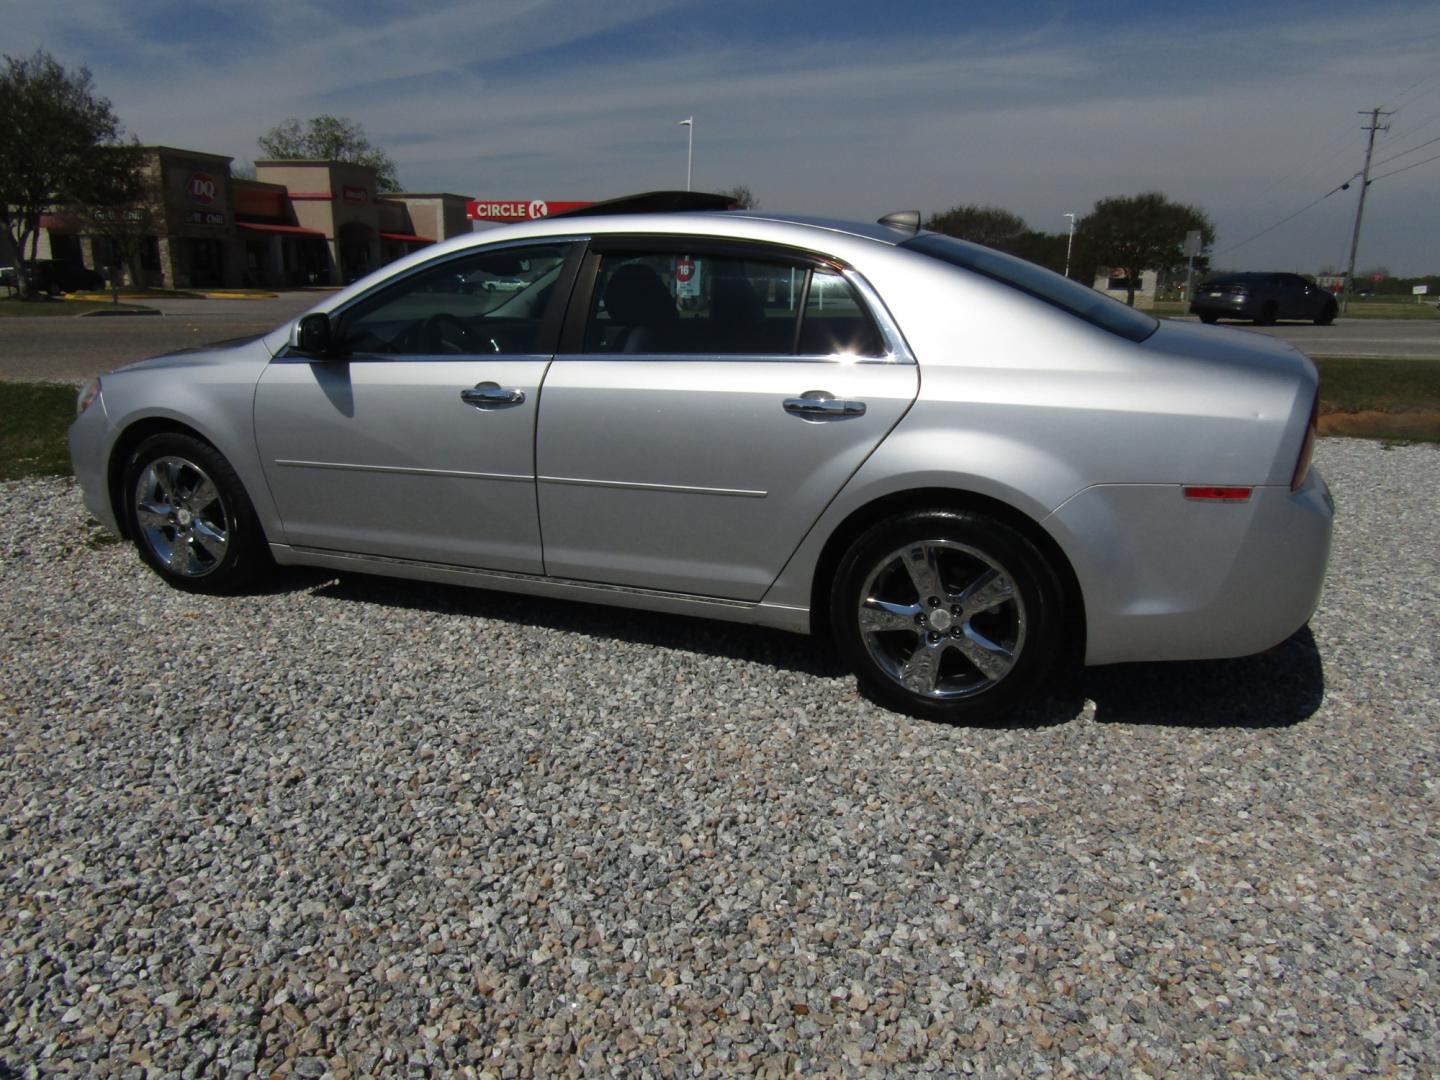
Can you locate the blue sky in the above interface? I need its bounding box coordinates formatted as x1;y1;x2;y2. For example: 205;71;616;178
7;0;1440;273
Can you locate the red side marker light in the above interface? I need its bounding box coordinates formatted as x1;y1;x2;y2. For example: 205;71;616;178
1183;486;1253;503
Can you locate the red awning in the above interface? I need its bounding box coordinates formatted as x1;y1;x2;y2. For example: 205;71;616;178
237;222;326;237
380;232;434;245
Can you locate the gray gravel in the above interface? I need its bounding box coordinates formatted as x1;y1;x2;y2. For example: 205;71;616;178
2;438;1437;1078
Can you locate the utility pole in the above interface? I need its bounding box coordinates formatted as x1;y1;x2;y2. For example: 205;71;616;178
1063;213;1076;278
1342;107;1392;314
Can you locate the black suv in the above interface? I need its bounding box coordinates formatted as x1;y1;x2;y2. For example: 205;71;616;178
1190;272;1338;326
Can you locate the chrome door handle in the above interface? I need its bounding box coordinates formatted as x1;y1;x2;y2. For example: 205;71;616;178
783;393;866;419
460;382;525;408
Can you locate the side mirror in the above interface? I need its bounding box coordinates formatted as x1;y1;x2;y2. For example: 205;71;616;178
296;312;335;357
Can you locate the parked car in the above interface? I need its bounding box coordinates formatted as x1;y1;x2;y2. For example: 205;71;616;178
19;259;105;296
1190;272;1338;325
69;194;1332;723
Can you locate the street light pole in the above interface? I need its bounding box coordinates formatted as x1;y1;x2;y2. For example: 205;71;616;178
1063;213;1076;278
679;117;693;191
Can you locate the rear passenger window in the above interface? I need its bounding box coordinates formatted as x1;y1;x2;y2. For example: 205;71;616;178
586;253;800;355
583;252;887;359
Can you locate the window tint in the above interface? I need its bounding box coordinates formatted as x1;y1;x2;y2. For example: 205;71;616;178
903;233;1159;343
340;244;569;356
800;269;885;356
584;253;886;358
586;252;801;354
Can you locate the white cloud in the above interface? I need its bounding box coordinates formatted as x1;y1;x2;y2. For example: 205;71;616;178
5;0;1439;271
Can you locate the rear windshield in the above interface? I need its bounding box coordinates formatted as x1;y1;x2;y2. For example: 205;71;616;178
902;233;1159;343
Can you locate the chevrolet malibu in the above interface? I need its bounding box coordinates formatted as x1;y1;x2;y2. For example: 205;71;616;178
69;195;1333;723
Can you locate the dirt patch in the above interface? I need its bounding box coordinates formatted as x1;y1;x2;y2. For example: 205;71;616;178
1319;408;1440;441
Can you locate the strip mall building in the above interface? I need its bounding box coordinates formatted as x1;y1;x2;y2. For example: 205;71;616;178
37;146;473;289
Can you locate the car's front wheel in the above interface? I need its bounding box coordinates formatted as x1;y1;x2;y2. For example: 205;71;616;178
1315;300;1337;325
830;510;1064;723
123;433;268;593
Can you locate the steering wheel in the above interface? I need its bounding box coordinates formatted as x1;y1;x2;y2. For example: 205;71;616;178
419;313;475;354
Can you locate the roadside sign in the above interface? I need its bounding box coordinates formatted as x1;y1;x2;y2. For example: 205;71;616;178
1183;230;1202;256
466;199;594;221
1414;285;1429;295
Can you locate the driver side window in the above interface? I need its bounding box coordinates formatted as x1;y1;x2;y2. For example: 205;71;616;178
339;244;569;357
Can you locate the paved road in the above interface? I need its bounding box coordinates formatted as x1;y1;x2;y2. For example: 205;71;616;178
1;297;1436;383
0;293;320;382
1171;316;1439;359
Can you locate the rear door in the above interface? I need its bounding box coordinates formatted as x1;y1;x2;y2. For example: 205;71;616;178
535;239;918;601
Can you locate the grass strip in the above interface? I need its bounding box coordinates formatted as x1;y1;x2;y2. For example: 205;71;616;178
0;298;156;317
0;382;76;480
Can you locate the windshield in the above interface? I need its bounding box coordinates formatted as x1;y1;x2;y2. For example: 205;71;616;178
902;233;1159;343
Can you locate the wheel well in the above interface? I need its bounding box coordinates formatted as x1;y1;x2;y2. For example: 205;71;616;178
106;418;216;539
807;487;1086;661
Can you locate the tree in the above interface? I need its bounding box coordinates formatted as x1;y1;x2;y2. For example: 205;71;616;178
718;184;758;209
925;204;1029;251
1078;192;1214;306
62;148;162;292
257;116;400;192
0;50;137;298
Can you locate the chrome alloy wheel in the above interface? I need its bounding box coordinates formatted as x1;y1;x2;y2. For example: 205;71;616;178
857;540;1027;700
132;455;230;578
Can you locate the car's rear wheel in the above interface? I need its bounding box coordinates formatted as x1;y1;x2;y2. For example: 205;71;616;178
123;433;268;593
1255;302;1278;325
830;510;1063;723
1199;313;1219;324
1315;300;1337;326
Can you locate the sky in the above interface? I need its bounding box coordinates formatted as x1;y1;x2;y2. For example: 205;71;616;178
6;0;1440;275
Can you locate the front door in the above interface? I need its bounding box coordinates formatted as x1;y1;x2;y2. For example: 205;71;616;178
254;242;576;573
536;247;918;601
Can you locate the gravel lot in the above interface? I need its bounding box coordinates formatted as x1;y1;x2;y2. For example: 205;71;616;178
2;438;1436;1077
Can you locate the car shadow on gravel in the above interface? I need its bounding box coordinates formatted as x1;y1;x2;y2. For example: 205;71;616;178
1080;626;1325;728
282;572;1323;727
306;572;851;679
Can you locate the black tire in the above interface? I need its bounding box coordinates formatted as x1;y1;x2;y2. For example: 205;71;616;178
830;510;1064;723
1315;301;1337;326
1199;314;1219;325
122;433;269;594
1255;302;1278;326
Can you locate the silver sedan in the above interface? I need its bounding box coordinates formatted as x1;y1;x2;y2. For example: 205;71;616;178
69;198;1333;723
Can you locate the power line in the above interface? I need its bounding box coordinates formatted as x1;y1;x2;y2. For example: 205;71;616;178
1212;176;1356;257
1370;133;1440;170
1370;150;1440;182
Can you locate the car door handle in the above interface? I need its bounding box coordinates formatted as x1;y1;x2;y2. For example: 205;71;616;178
460;383;525;408
783;393;866;419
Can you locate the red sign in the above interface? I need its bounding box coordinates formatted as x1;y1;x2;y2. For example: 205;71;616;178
342;185;369;205
466;199;594;221
675;256;696;284
187;172;217;205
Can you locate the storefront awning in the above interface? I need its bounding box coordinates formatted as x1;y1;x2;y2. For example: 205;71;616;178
380;232;435;245
237;222;327;237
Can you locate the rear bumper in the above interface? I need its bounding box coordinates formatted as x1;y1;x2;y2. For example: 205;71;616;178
1046;469;1333;665
1189;297;1255;320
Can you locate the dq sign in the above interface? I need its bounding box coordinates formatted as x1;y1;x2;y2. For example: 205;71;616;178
466;199;594;221
187;172;218;205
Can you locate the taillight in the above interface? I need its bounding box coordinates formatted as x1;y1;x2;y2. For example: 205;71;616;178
1291;394;1318;491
